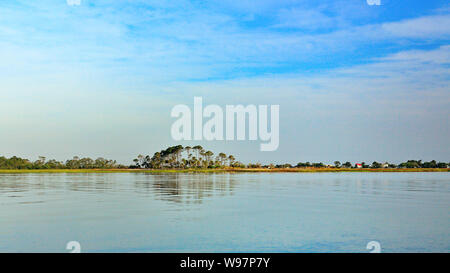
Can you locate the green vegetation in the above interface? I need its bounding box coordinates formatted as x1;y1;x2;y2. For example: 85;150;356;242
0;156;125;170
0;146;448;173
131;145;244;169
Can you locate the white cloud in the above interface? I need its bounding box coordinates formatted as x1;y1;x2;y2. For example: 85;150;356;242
67;0;81;6
381;15;450;39
379;45;450;64
366;0;381;6
274;8;335;30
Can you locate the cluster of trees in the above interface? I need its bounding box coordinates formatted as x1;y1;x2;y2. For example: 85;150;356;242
131;146;447;170
297;162;328;168
245;160;449;169
247;163;325;169
132;145;244;169
0;156;125;170
1;150;448;170
298;160;448;169
397;160;449;169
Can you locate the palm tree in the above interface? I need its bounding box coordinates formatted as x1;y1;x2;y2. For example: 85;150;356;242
199;149;206;167
205;151;214;167
133;158;140;168
185;146;192;166
228;155;235;167
191;156;198;168
174;145;183;167
193;145;203;160
218;153;227;166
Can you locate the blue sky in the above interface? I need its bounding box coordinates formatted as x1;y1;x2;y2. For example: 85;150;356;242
0;0;449;164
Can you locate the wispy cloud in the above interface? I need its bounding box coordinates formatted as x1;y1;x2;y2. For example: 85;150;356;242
273;8;337;30
66;0;81;6
381;15;450;39
1;1;449;82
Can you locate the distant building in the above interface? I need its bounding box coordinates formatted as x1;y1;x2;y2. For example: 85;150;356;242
382;163;389;168
355;163;363;168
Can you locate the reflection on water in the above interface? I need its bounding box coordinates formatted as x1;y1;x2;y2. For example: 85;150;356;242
136;174;237;204
0;172;449;252
0;173;238;205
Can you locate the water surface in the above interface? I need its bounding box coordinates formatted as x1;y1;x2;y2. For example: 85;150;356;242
0;172;448;252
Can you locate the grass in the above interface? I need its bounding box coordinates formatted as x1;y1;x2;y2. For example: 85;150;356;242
0;168;448;174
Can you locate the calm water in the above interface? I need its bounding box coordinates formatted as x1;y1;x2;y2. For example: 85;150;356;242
0;172;448;253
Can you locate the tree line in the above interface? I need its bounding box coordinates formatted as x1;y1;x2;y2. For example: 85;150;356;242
289;160;449;169
0;156;125;170
131;146;449;169
0;148;448;170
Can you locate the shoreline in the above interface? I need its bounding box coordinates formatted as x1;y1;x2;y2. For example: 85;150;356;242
0;168;448;174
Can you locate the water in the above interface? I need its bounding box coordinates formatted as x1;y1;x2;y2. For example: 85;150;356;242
0;172;448;253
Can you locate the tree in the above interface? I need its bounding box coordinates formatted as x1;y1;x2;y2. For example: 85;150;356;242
193;145;203;161
400;160;421;168
334;161;341;168
296;162;306;167
371;161;382;168
205;151;214;167
228;155;235;166
185;146;192;167
218;153;227;166
342;161;352;168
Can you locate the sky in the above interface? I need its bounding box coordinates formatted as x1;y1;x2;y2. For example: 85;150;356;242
0;0;449;165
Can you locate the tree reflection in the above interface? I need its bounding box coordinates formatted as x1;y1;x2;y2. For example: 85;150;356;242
134;173;236;204
0;173;237;205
